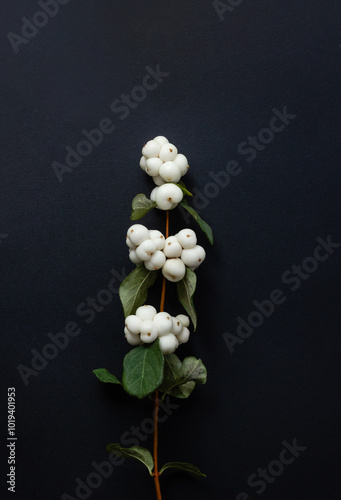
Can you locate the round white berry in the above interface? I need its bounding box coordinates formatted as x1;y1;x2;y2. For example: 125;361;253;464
159;161;182;183
135;239;157;262
177;327;190;344
171;316;183;336
149;230;165;250
153;312;173;336
150;187;158;202
181;245;206;268
125;327;143;345
136;305;157;321
126;236;136;250
142;140;161;158
173;154;189;176
163;236;182;258
176;314;190;328
145;250;166;270
159;333;179;354
153;175;165;186
129;249;143;265
162;258;186;282
146;157;163;177
155;184;183;210
159;143;178;162
140;320;158;343
127;224;149;246
125;315;142;335
154;136;169;146
177;228;197;249
140;156;147;172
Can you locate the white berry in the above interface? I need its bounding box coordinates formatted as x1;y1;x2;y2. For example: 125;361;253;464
150;187;158;202
140;156;147;171
135;239;157;261
142;140;161;158
153;175;165;186
173;154;189;176
125;327;143;345
154;136;169;146
159;333;179;354
127;224;149;246
177;327;190;344
162;258;186;282
140;320;158;343
176;314;190;328
155;184;183;210
163;236;182;258
149;230;165;250
181;245;206;268
136;305;157;321
177;228;197;249
125;315;142;335
171;316;183;336
159;161;182;183
145;250;166;270
159;143;178;162
146;157;163;177
129;249;143;265
153;312;173;336
126;236;136;250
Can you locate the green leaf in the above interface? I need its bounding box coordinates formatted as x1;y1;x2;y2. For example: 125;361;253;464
159;461;206;478
175;181;193;197
130;193;156;220
119;266;158;317
176;267;197;330
106;444;154;475
160;354;207;399
92;368;122;385
180;199;213;244
122;340;164;399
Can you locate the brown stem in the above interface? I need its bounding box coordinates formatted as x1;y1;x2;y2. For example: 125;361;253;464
153;211;169;500
153;388;162;500
159;210;169;314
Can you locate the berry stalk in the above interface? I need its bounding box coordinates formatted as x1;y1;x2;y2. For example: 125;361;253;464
153;210;169;500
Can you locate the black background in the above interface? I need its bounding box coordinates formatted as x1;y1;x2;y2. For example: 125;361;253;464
1;1;341;499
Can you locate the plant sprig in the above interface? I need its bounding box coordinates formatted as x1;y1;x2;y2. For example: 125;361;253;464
93;136;213;499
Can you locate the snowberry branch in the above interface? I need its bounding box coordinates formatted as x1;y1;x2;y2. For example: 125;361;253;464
93;136;211;499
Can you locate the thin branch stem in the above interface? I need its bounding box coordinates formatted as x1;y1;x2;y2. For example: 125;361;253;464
153;388;162;500
153;210;169;500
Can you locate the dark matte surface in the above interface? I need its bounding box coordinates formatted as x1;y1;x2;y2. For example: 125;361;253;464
1;1;341;499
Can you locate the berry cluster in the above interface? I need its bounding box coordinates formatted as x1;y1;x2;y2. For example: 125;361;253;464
139;136;189;210
124;305;190;354
126;224;206;282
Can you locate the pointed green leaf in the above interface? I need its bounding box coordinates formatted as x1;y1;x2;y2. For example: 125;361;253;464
119;266;158;317
175;181;193;197
130;193;156;220
106;444;154;475
159;461;206;478
176;267;197;330
122;340;164;399
160;354;207;399
92;368;122;385
180;199;213;244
